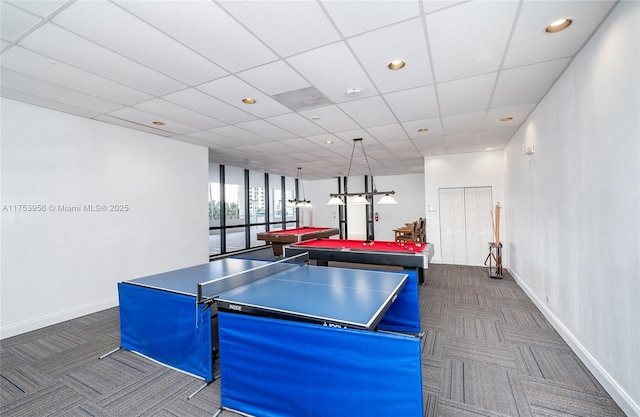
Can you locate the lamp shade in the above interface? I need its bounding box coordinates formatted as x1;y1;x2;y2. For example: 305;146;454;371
326;196;345;206
351;195;370;205
377;194;398;205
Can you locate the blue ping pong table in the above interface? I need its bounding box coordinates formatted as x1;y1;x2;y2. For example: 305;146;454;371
118;258;270;382
214;262;424;417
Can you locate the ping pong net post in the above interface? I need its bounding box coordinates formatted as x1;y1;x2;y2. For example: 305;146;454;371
197;252;310;306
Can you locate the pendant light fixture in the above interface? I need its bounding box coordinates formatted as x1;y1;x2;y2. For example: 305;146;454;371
326;138;398;206
287;167;312;209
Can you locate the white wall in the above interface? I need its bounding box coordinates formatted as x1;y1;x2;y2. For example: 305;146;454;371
370;173;425;241
303;173;425;241
504;2;639;415
424;151;505;264
1;99;209;339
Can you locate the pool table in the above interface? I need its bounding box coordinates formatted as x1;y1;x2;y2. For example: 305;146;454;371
256;227;340;256
283;238;434;284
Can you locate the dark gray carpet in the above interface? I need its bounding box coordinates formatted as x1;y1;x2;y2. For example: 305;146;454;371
0;260;627;417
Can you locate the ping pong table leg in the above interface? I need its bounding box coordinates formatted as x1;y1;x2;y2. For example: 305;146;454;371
98;347;121;360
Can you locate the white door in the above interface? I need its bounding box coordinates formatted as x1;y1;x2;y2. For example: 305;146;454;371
439;187;493;265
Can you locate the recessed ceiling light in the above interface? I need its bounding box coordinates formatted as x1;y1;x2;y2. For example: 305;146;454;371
152;121;165;126
500;117;513;122
242;98;256;104
310;115;321;121
417;128;429;132
325;140;334;144
388;59;406;70
485;148;494;151
545;18;573;33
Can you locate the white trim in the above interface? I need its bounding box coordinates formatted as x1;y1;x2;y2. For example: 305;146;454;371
0;298;118;340
510;270;640;417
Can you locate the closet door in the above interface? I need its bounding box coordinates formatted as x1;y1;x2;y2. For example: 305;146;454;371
464;187;494;265
439;187;493;265
439;188;467;265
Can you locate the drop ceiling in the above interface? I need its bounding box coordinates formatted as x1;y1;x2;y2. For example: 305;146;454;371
0;0;617;179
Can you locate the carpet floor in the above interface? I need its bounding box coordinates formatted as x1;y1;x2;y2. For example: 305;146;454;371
0;255;627;416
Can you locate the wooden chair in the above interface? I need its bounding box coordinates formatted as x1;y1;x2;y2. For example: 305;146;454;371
395;221;418;242
417;217;426;242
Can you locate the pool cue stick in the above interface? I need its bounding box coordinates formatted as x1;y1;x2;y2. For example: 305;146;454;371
495;204;501;245
490;206;495;243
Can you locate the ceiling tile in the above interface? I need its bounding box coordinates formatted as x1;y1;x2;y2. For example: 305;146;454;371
321;1;420;37
402;117;444;140
504;1;617;68
1;2;41;41
278;138;327;152
95;114;174;137
338;95;397;128
298;105;360;132
197;76;291;118
1;68;123;113
444;131;481;149
303;134;352;151
491;58;570;108
2;46;152;105
427;1;519;82
234;119;298;141
1;87;102;119
286;42;377;103
384;85;438;122
421;1;467;15
6;1;68;18
265;113;327;137
477;126;518;148
437;72;497;116
333;128;375;144
134;99;226;130
117;0;277;72
442;111;486;135
209;125;271;145
485;103;536;129
365;123;410;143
220;1;340;57
247;141;295;156
53;1;228;85
106;107;201;135
237;61;310;96
185;131;245;148
162;88;256;125
348;17;433;94
19;23;186;96
383;140;418;153
413;135;447;155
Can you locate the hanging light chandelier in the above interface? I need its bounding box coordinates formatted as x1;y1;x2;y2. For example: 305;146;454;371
287;167;312;209
326;138;398;206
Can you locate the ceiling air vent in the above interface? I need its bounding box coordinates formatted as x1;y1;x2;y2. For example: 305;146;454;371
271;86;332;111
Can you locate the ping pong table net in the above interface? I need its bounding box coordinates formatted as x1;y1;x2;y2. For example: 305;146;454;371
197;252;310;306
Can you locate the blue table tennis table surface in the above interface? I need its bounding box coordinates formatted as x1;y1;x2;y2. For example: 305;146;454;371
216;264;407;330
123;258;270;296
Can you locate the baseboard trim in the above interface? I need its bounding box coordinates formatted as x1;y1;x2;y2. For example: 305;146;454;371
0;298;118;340
510;269;639;417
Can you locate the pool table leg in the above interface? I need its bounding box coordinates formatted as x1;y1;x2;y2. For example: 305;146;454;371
408;267;425;285
271;243;284;257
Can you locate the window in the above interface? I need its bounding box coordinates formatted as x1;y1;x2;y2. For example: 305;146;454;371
208;164;298;258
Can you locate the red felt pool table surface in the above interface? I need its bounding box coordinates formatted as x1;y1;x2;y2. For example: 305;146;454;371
292;238;428;254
